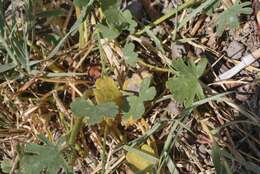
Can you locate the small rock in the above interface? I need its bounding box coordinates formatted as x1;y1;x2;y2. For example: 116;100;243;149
198;144;207;155
194;47;204;57
225;41;245;59
171;43;186;59
166;101;181;115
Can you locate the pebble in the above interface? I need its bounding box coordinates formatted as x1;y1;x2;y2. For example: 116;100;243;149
171;43;186;59
225;41;245;60
198;144;207;155
166;101;181;115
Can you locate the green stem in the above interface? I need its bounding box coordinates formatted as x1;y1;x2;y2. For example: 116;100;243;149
68;117;84;165
69;117;84;146
138;60;172;73
0;35;17;64
135;0;197;35
101;123;108;174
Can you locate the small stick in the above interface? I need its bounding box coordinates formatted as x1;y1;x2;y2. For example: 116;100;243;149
219;48;260;80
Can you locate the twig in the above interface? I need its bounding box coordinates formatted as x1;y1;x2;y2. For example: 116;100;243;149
219;48;260;80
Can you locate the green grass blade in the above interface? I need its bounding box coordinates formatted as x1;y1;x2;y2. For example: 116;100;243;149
177;0;216;31
48;0;94;59
165;156;179;174
128;121;164;146
0;0;4;35
0;63;17;73
212;143;224;174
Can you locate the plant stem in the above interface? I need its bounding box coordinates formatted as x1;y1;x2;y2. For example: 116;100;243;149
69;117;84;146
138;60;171;73
75;5;88;48
101;123;108;174
68;117;84;165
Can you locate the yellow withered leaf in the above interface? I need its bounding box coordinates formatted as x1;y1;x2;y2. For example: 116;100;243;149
125;144;157;172
94;76;123;106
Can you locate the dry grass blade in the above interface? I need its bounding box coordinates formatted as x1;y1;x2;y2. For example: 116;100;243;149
0;0;259;173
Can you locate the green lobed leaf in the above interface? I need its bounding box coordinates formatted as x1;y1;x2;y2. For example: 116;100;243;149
96;23;120;39
98;0;137;38
124;78;156;120
122;10;137;33
0;159;12;174
126;96;146;120
70;98;119;125
100;0;124;28
139;78;156;101
87;102;119;125
20;135;70;174
70;98;93;117
166;58;207;107
195;58;208;78
123;42;139;66
216;1;252;36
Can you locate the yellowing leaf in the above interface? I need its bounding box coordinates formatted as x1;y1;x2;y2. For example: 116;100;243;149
125;144;157;172
94;76;123;106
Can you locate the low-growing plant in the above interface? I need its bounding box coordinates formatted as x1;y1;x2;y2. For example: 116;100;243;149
122;42;139;67
1;0;258;173
16;76;156;173
166;58;207;107
19;134;71;174
215;1;252;35
96;0;137;39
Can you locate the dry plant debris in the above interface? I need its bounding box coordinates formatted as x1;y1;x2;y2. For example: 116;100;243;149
0;0;260;173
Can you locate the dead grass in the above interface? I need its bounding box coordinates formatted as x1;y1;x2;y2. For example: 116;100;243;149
0;0;260;174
